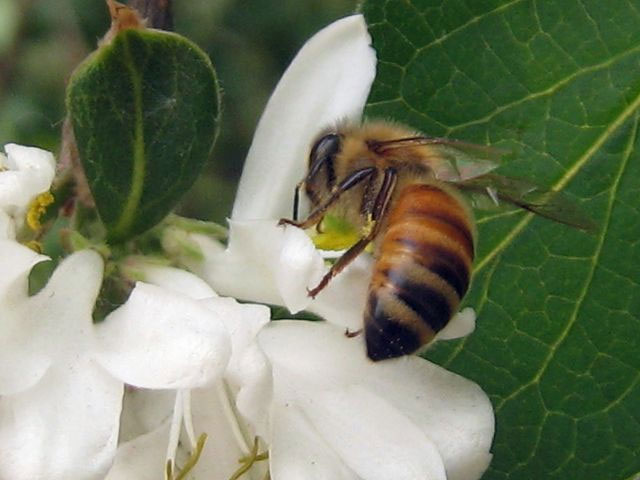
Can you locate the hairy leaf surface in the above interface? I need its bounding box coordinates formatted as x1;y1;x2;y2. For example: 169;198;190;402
68;28;220;242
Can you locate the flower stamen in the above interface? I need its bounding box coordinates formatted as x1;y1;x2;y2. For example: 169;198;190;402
165;433;208;480
182;389;197;448
216;380;252;455
229;437;269;480
26;192;54;231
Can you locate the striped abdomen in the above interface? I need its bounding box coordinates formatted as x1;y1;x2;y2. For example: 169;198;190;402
364;183;475;361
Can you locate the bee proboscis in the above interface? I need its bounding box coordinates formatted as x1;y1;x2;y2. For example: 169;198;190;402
279;121;594;361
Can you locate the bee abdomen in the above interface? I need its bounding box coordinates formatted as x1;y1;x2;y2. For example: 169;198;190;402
365;183;475;361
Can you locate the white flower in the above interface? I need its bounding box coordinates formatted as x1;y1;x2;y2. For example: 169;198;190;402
166;12;495;480
0;242;233;480
260;321;494;480
104;261;272;480
0;143;55;238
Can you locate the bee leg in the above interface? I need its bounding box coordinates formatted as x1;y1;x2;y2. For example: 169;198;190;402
292;181;303;221
307;168;397;298
278;167;376;230
345;328;363;338
307;236;373;297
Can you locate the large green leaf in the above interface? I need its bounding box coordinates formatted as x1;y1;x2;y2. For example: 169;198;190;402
361;1;640;479
67;28;220;243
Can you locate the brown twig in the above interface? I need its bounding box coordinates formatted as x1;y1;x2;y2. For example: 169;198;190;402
130;0;173;30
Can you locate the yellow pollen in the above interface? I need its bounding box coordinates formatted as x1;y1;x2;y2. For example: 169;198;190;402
26;192;54;231
25;240;43;253
361;213;375;237
312;214;360;251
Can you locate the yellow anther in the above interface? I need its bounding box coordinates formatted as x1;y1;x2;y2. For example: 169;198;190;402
24;240;43;253
26;192;54;231
165;433;207;480
229;437;268;480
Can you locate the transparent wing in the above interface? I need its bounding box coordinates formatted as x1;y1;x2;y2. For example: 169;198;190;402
459;173;597;233
370;136;507;181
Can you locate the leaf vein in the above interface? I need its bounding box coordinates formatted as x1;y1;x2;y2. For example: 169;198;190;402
447;44;640;134
475;79;640;273
111;36;147;238
494;108;638;412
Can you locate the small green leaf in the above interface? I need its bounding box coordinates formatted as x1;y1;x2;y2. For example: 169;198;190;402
361;1;640;479
67;28;220;243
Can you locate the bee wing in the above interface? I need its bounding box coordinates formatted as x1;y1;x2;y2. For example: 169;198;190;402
372;136;506;181
459;174;597;233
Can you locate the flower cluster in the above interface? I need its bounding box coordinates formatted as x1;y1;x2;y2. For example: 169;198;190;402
0;14;494;480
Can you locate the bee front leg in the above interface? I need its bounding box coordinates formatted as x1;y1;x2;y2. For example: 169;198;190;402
307;236;372;298
307;168;397;299
278;167;377;230
345;328;363;338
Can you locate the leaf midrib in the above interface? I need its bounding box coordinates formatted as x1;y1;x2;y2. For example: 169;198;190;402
493;109;638;412
111;36;146;238
475;87;640;273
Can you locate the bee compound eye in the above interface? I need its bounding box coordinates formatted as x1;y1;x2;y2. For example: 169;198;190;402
309;133;341;167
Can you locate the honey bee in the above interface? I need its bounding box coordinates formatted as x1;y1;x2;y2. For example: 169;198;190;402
279;121;594;361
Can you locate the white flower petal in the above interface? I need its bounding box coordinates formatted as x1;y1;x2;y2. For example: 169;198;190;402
259;320;371;392
200;220;324;312
118;388;176;443
105;422;169;480
200;297;272;430
0;360;122;480
0;336;51;396
95;282;231;389
190;221;373;329
232;14;376;220
3;143;56;173
0;247;101;395
260;321;494;480
0;248;114;480
0;143;55;218
110;388;254;480
0;290;51;394
231;340;273;438
371;357;494;480
309;254;373;331
129;261;218;299
0;239;49;300
167;230;225;278
436;307;476;340
270;403;358;480
32;249;104;337
300;386;447;480
0;210;15;238
188;386;263;479
276;224;325;312
447;451;493;480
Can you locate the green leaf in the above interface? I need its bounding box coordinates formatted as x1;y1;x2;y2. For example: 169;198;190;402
361;1;640;479
67;28;220;243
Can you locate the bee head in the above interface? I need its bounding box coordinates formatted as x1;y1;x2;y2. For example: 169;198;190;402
304;133;342;202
